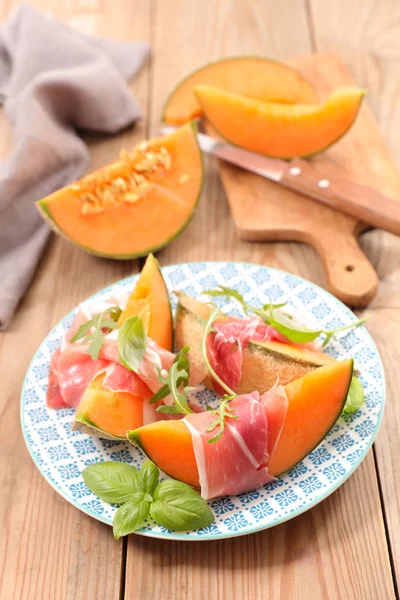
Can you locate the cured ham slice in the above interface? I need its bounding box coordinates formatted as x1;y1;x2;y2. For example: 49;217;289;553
46;305;175;410
183;387;288;500
206;317;288;395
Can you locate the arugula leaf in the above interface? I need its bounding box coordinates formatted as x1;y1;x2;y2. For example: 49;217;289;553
267;305;323;343
343;376;365;414
139;460;159;497
70;305;121;360
203;286;286;314
206;397;238;443
150;347;194;415
113;498;151;539
82;461;141;504
118;315;147;373
321;317;369;347
150;480;214;531
204;286;368;346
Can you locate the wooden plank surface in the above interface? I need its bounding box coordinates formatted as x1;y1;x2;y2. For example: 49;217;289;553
0;0;398;599
308;0;400;590
125;1;396;598
0;1;150;599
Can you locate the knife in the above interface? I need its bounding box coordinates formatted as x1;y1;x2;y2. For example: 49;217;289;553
161;126;400;237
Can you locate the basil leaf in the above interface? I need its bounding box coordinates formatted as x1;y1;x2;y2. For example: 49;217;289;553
118;316;146;373
140;460;159;496
344;376;365;414
82;462;141;504
150;480;214;531
268;306;322;343
113;499;150;539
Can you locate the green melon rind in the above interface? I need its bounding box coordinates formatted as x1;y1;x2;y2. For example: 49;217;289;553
36;121;204;259
274;358;354;477
194;89;366;160
161;55;319;123
127;430;194;485
72;415;126;441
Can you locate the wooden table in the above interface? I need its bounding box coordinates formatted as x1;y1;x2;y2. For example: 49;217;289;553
1;1;399;598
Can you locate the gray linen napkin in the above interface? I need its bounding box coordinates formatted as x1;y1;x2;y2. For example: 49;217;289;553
0;5;149;330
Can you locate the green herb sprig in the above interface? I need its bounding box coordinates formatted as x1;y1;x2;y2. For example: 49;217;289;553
150;347;195;415
117;315;147;373
205;397;238;443
82;460;214;538
70;306;122;360
204;286;368;346
201;308;238;443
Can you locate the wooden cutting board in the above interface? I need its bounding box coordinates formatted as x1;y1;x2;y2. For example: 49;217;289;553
218;53;400;307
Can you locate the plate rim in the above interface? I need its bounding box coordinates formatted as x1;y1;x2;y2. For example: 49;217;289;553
20;260;386;541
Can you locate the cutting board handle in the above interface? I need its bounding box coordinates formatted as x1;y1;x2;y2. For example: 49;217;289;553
309;229;379;307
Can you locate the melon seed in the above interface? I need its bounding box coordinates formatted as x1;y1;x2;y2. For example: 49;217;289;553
179;174;190;184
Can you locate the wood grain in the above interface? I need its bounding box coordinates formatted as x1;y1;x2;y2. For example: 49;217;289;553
124;2;396;599
308;0;400;590
0;1;150;599
0;0;399;598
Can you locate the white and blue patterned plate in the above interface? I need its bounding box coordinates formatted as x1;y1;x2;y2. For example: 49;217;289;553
21;262;385;541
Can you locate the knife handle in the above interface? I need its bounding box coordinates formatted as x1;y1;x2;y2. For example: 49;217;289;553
281;157;400;236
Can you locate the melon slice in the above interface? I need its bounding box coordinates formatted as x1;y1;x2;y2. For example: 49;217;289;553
36;122;203;258
162;56;318;125
119;253;173;351
268;359;353;475
127;360;353;484
175;294;334;391
195;85;365;158
129;420;199;487
72;373;148;440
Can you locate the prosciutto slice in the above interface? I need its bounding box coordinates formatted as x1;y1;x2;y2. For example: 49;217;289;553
46;305;175;410
206;317;288;395
183;386;288;500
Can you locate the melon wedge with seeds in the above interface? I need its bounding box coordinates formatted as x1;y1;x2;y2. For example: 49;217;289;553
36;122;203;258
162;56;318;125
195;85;365;158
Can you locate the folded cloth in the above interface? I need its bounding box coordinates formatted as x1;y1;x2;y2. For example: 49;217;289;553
0;5;149;330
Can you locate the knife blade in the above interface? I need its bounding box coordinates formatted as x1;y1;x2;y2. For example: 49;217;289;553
160;126;400;237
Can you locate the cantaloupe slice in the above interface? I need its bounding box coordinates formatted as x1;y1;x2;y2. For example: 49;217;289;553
268;359;353;475
175;294;334;391
129;420;199;487
127;360;353;484
195;85;365;158
119;254;173;351
162;56;318;125
72;373;147;440
36;122;203;258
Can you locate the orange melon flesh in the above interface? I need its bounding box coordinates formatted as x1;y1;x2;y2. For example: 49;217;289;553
128;359;353;485
74;373;144;439
162;56;318;125
128;420;200;487
119;253;173;351
195;85;365;158
268;359;353;475
36;122;203;258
